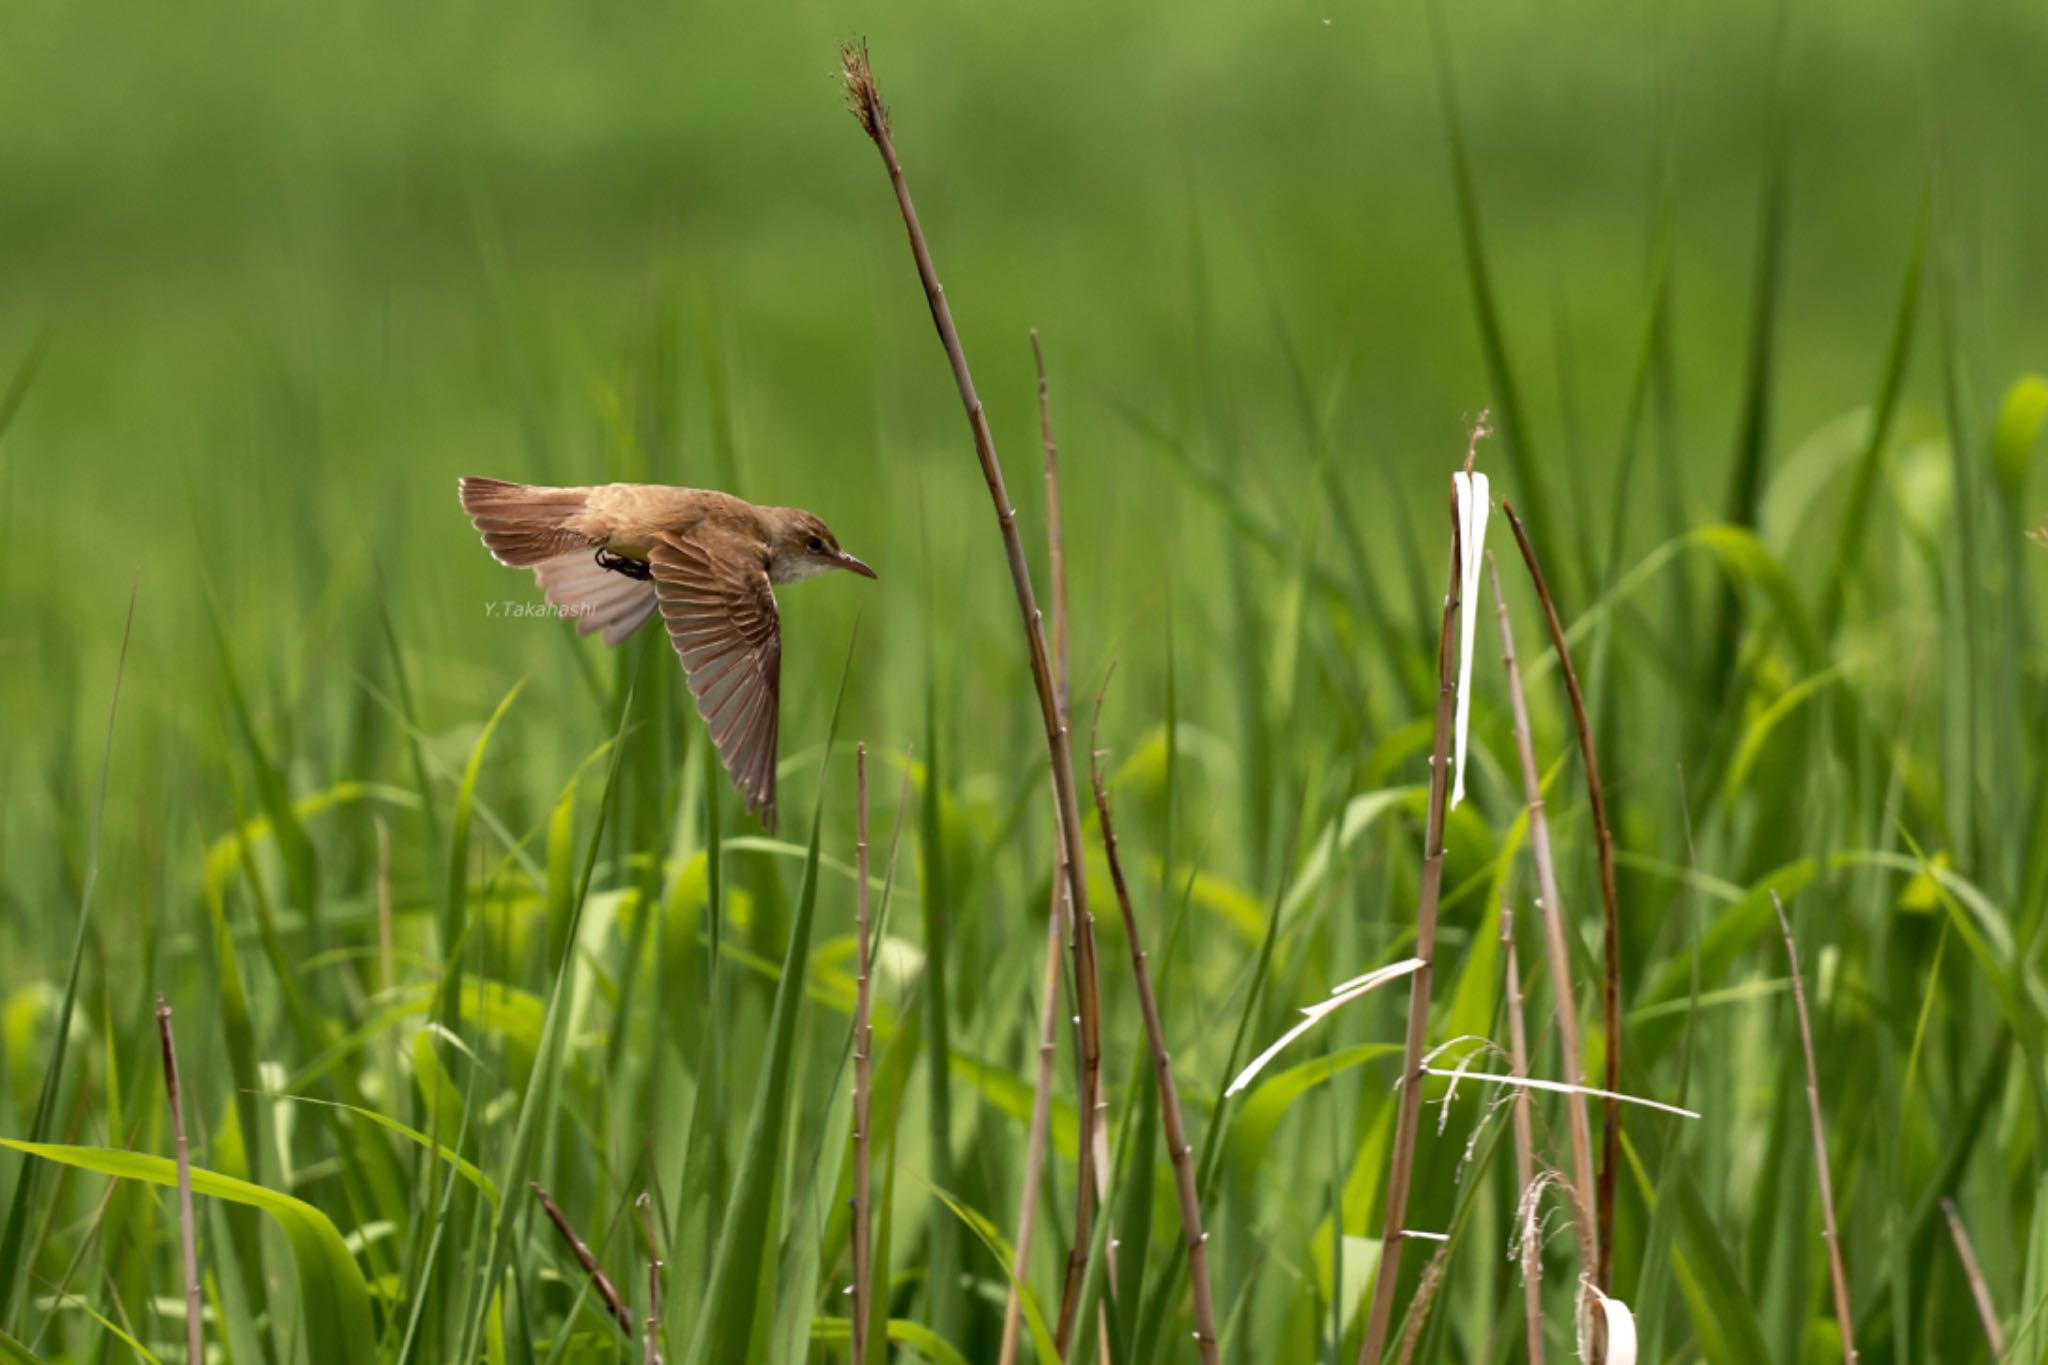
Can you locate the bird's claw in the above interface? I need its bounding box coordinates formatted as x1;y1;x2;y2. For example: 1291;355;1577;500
595;548;652;581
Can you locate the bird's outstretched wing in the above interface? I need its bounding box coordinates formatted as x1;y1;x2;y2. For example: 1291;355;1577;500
459;477;658;646
651;529;783;831
532;554;659;646
458;477;593;566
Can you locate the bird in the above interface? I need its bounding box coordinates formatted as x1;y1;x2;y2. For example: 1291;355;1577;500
459;477;876;832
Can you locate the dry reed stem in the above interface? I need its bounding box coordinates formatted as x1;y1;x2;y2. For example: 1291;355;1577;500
1056;331;1114;1343
636;1192;664;1365
1771;891;1855;1364
530;1181;634;1337
1035;330;1070;721
1940;1197;2003;1359
1500;502;1623;1290
1000;327;1086;1365
1001;907;1068;1365
840;51;1106;1353
1500;903;1544;1365
155;997;202;1365
1047;335;1117;1323
1090;689;1221;1365
851;744;875;1365
1356;490;1460;1365
1487;551;1599;1268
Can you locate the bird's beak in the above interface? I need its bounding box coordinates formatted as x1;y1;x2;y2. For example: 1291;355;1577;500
838;552;878;580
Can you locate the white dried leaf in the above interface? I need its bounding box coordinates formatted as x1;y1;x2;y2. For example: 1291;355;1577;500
1451;470;1490;809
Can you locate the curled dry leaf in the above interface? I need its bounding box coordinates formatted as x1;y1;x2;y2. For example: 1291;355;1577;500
1583;1287;1638;1365
1450;469;1490;809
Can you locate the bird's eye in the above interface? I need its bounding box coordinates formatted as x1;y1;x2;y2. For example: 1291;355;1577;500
806;536;825;552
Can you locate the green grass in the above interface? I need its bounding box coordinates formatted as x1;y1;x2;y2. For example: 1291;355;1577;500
2;1;2047;1361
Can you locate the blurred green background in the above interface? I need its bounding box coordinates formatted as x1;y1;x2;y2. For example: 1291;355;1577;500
2;0;2041;781
2;0;2047;1361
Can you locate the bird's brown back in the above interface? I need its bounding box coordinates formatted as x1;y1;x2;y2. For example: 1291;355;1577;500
576;484;769;557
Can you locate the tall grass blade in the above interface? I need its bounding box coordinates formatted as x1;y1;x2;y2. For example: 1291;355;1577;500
0;1327;43;1364
0;586;134;1328
1710;63;1789;697
1429;16;1566;599
454;681;638;1363
440;681;524;1015
206;597;320;923
918;678;962;1344
0;1142;376;1365
375;594;445;852
682;633;857;1364
1821;191;1928;633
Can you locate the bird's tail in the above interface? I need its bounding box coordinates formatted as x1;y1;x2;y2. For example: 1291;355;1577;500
458;477;592;567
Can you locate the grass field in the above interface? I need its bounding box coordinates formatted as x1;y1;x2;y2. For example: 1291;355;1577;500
2;1;2047;1361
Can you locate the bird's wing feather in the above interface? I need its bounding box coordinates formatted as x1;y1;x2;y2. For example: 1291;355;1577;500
651;529;782;831
532;553;659;646
458;477;596;567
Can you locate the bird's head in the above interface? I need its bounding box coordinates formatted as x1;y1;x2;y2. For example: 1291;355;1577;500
767;508;878;584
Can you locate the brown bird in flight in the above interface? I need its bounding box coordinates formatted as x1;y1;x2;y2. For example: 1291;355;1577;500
459;477;876;831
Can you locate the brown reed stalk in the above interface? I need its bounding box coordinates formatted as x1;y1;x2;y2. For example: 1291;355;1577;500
840;47;1106;1356
1001;909;1068;1365
636;1192;664;1365
1499;901;1544;1365
1356;488;1460;1365
1487;548;1599;1268
1090;688;1221;1365
1940;1197;2003;1359
851;744;876;1365
531;1181;634;1337
1034;330;1071;721
1039;330;1117;1343
1001;326;1081;1365
1500;501;1623;1288
1771;892;1855;1364
155;997;203;1365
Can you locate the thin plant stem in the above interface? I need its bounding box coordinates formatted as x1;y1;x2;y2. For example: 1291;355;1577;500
1500;903;1544;1365
1357;489;1460;1365
1090;687;1221;1365
1035;329;1070;721
840;52;1105;1355
531;1182;634;1338
1002;897;1068;1365
1048;335;1115;1348
1501;501;1623;1288
0;583;135;1332
1001;326;1082;1365
1772;892;1856;1364
155;997;202;1365
1939;1197;2002;1359
851;744;876;1365
636;1192;664;1365
1487;550;1599;1266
